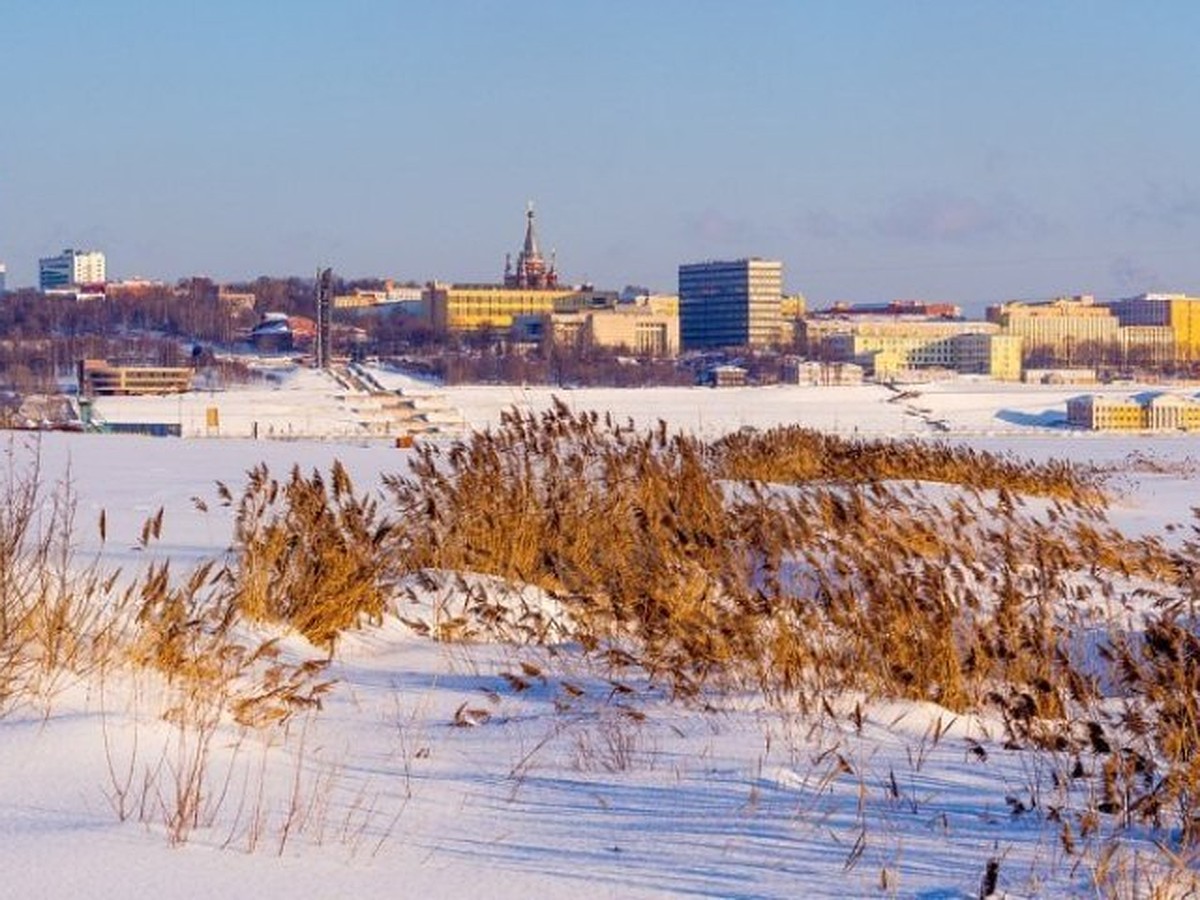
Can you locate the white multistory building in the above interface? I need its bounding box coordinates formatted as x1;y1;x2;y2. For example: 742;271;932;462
0;262;7;295
39;248;107;292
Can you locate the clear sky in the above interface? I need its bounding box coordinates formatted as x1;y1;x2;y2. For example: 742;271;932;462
2;1;1198;313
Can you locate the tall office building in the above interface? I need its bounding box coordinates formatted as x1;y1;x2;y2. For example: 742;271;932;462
0;263;6;296
39;248;106;292
678;258;782;350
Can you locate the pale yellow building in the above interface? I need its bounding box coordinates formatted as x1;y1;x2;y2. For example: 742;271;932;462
1067;392;1200;431
987;295;1119;360
781;294;807;320
1119;326;1177;367
780;358;864;386
779;293;807;344
588;306;678;356
518;301;680;356
636;293;679;318
806;318;1021;380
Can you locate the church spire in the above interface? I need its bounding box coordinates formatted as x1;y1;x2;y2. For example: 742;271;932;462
504;201;557;289
523;201;540;259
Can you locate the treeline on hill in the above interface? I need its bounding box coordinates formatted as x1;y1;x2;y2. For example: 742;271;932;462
0;277;703;392
0;278;321;393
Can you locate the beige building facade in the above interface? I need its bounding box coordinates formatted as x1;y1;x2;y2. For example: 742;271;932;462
987;295;1119;359
518;301;680;356
805;318;1021;380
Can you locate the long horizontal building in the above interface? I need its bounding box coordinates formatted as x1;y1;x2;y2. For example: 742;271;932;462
425;282;616;332
1067;392;1200;431
801;317;1022;381
988;293;1191;366
77;359;192;396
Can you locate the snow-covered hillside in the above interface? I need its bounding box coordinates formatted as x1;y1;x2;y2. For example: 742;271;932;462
3;372;1198;898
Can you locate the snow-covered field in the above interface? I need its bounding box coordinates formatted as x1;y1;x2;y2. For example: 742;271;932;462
4;368;1200;898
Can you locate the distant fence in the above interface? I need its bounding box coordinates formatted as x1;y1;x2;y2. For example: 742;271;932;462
100;422;182;437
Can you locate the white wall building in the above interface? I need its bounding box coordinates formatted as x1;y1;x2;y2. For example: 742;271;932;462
39;248;107;292
0;263;6;295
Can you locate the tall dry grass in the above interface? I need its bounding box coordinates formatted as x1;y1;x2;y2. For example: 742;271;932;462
0;438;126;715
375;401;1200;846
377;401;1118;708
215;461;394;650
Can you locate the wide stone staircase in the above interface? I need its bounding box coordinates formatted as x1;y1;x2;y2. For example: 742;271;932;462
330;364;463;438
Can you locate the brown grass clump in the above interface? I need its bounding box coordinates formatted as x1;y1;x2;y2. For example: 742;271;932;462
379;400;1200;851
0;438;340;732
385;401;767;692
128;556;334;730
379;401;1121;711
216;461;394;649
376;401;1200;853
0;438;126;715
710;424;1102;505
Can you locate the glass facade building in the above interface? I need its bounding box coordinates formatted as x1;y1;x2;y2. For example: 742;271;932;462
678;259;782;350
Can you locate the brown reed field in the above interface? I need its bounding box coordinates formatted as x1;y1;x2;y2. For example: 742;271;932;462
3;406;1200;865
375;400;1200;851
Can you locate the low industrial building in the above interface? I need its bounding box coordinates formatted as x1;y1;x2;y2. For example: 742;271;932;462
702;364;749;387
1024;368;1099;385
780;358;864;386
335;282;426;317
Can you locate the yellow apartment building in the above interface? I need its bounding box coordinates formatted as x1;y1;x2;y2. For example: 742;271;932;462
987;295;1120;359
517;302;680;357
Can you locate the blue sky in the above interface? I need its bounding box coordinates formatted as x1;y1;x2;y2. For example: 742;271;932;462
2;1;1198;312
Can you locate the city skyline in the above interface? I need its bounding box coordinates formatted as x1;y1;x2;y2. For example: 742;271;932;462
2;1;1199;314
